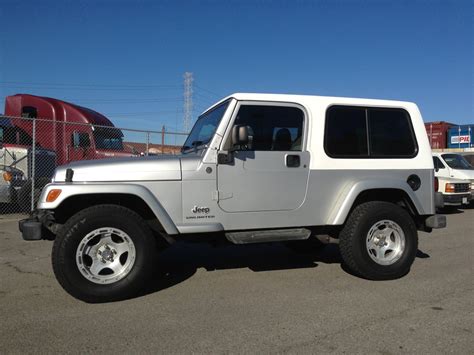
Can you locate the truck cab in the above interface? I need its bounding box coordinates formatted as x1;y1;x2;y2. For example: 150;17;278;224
20;93;446;302
5;94;131;165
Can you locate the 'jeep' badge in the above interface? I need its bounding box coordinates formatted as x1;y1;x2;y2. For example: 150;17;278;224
192;206;210;214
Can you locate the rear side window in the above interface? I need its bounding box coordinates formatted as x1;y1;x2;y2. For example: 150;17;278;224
325;106;418;158
369;109;416;157
324;107;368;157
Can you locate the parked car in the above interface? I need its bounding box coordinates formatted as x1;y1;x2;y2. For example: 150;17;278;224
434;175;471;208
433;152;474;199
460;152;474;167
20;93;446;302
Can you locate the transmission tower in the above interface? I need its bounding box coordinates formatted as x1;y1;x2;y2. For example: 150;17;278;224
183;72;194;132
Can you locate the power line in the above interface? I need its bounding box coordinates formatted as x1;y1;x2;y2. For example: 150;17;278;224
194;84;221;97
105;110;184;116
0;81;180;89
73;97;183;103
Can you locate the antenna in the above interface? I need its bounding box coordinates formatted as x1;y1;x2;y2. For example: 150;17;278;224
183;72;193;132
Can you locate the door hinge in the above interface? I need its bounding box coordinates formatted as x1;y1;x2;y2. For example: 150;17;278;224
212;191;233;201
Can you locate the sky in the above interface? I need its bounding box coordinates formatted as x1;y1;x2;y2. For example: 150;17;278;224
0;0;472;139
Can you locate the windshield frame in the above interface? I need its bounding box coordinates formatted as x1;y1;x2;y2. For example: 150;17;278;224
441;153;474;170
181;100;231;153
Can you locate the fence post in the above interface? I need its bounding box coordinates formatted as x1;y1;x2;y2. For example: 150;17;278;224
458;126;461;149
145;132;150;156
161;125;165;154
30;117;36;212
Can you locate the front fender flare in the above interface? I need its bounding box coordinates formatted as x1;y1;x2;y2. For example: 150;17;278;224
38;183;179;235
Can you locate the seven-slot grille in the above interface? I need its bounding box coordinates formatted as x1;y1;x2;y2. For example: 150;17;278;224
454;183;470;193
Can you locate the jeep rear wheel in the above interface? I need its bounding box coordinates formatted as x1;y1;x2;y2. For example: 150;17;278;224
339;201;418;280
52;205;156;302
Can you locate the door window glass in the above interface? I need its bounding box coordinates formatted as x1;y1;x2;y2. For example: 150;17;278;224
233;105;304;151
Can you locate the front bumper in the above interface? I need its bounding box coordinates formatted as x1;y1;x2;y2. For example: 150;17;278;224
18;218;43;240
442;193;471;206
19;210;57;241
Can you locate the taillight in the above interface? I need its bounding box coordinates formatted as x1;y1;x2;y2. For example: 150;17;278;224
434;177;439;192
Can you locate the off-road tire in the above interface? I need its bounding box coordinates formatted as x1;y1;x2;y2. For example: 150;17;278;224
339;201;418;280
52;204;156;303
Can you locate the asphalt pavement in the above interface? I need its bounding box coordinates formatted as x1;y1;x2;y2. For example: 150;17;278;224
0;207;473;353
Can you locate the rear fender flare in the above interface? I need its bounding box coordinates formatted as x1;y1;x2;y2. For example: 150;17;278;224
328;179;425;225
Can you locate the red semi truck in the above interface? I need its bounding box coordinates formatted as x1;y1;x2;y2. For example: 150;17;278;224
4;94;131;165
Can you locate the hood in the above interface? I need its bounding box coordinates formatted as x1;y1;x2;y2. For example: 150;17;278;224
54;155;182;182
449;169;474;181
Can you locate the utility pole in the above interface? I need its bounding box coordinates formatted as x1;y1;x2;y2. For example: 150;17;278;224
183;72;193;132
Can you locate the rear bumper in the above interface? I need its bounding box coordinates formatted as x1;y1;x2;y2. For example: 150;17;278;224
424;214;447;229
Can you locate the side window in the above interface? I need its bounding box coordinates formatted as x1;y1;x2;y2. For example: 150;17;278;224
368;109;417;157
233;105;304;151
72;132;91;148
21;106;38;119
325;106;368;157
0;127;3;143
325;106;418;158
433;157;445;169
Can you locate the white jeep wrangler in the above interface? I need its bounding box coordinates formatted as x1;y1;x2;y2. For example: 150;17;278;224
20;94;446;302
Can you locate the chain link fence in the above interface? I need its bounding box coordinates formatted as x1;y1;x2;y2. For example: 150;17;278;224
0;115;187;214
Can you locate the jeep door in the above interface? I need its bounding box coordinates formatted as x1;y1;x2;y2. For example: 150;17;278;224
217;102;310;212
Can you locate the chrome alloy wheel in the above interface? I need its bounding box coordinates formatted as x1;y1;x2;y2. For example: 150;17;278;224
76;228;136;284
366;220;406;266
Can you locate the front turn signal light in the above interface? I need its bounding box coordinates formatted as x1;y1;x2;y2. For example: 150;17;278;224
3;172;12;182
445;183;456;193
46;189;62;202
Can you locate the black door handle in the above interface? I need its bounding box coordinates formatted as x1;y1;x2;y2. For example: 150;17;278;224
286;155;300;168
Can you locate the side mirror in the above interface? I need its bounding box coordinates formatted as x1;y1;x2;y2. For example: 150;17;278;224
434;167;439;173
232;125;249;146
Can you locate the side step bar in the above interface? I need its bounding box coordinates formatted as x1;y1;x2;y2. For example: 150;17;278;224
225;228;311;245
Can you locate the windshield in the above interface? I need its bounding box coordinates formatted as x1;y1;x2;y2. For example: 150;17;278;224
93;127;124;150
441;154;474;170
182;100;230;153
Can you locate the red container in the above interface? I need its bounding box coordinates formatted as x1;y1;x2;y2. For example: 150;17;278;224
424;121;456;149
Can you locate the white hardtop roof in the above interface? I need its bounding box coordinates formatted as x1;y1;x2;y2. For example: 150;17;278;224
202;93;417;114
233;92;413;105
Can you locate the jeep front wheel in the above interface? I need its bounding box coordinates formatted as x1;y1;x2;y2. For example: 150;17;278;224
339;201;418;280
52;205;156;302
